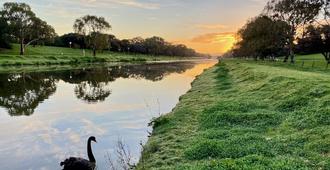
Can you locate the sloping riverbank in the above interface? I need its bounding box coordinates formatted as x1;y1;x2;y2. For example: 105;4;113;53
137;60;330;169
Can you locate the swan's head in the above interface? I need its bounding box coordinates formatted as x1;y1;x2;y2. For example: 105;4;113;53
89;136;97;143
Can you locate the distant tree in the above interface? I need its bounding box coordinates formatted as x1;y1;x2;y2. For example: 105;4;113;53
55;33;86;48
92;33;109;52
1;2;55;55
129;37;146;54
109;35;121;52
171;44;196;57
105;35;198;57
73;15;111;56
265;0;323;63
120;39;130;52
144;36;166;55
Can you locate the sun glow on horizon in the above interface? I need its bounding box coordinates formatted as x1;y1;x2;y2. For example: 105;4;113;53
173;32;237;55
1;0;267;55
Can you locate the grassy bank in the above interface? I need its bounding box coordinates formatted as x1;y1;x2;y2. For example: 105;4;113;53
138;59;330;169
0;44;194;66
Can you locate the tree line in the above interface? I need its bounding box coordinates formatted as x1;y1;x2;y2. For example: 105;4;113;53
51;34;200;57
227;0;330;64
0;2;203;57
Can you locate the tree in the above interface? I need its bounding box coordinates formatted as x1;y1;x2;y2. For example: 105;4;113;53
92;33;109;52
27;17;56;46
109;35;121;52
319;25;330;63
233;15;290;60
129;37;146;54
144;36;166;55
53;33;86;48
296;25;323;55
0;16;11;49
265;0;323;63
120;39;130;52
320;0;330;63
73;15;111;56
1;2;56;55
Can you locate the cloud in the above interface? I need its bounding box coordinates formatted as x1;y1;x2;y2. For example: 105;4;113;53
174;32;236;55
195;24;227;30
110;0;160;9
76;0;160;9
191;32;236;44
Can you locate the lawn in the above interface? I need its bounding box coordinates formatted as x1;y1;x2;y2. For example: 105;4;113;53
0;44;194;66
137;59;330;169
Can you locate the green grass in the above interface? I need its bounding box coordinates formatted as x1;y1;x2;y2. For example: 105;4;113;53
137;59;330;169
0;44;194;67
244;53;330;71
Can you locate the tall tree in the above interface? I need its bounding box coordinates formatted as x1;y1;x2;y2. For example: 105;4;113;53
233;15;290;59
1;2;34;55
1;2;55;55
73;15;111;56
265;0;323;63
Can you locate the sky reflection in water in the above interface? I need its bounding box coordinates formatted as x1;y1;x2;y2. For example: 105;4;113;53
0;61;216;170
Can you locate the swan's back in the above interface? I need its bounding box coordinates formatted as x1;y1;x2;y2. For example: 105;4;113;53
61;157;95;170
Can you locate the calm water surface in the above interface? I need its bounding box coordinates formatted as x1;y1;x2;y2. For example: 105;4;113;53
0;61;216;170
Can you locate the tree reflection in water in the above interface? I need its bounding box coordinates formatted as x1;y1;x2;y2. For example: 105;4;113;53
0;62;195;116
75;82;111;103
0;73;57;116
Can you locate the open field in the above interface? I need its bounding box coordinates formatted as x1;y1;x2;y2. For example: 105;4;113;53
0;44;195;66
238;54;330;71
138;59;330;169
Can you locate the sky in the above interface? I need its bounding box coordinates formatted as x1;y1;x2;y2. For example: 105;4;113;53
0;0;268;55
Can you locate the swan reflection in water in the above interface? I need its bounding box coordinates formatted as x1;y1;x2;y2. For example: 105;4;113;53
61;136;97;170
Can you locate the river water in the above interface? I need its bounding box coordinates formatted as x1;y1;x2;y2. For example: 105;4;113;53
0;60;216;170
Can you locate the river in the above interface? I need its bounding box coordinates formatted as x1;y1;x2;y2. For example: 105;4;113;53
0;60;216;170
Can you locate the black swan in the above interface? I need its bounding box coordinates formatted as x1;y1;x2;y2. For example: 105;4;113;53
60;136;97;170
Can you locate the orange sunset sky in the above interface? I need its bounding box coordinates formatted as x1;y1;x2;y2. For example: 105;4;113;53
3;0;268;55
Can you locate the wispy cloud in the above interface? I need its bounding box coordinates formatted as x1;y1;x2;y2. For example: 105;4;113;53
191;32;236;44
173;32;236;55
195;24;227;30
110;0;160;9
75;0;160;9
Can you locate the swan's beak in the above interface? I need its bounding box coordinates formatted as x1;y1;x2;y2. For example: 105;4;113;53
95;139;97;143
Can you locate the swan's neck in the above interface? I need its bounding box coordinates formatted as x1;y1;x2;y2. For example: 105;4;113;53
87;139;96;163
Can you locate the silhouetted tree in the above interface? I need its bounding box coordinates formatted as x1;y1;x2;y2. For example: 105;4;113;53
233;15;290;60
296;25;323;55
265;0;323;63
